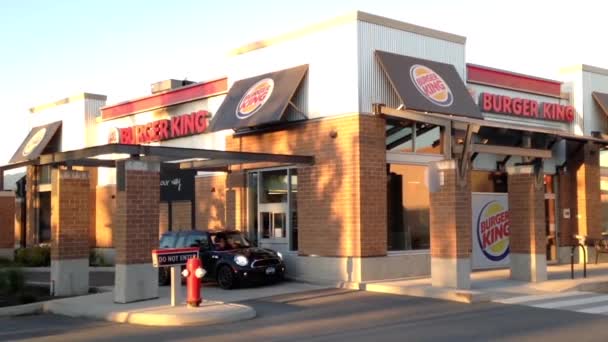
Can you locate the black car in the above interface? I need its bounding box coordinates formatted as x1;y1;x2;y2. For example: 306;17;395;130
158;230;286;289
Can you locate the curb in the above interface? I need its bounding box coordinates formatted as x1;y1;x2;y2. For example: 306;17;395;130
43;300;256;327
0;302;44;317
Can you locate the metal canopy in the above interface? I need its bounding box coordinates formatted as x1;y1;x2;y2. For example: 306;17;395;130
375;104;608;147
0;143;315;189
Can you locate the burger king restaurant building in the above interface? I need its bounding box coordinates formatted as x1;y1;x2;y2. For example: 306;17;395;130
4;11;608;295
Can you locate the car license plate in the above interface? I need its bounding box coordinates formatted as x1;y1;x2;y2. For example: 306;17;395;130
265;267;276;275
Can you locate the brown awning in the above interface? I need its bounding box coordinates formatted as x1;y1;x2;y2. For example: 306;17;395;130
375;50;482;119
208;65;308;132
9;121;61;164
593;92;608;117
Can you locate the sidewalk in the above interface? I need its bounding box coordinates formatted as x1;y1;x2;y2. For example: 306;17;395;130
2;281;325;326
359;263;608;303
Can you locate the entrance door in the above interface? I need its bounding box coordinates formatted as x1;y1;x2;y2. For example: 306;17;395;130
258;202;288;242
545;193;557;261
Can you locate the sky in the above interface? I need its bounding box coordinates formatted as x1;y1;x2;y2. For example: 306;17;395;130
1;0;607;166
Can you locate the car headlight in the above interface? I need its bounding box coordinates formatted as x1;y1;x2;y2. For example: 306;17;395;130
277;252;283;260
234;255;248;266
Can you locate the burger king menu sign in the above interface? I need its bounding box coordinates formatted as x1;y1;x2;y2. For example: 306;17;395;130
472;192;511;269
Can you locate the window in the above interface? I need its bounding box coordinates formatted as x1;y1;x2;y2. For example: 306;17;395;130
186;233;210;250
160;234;176;248
387;164;430;250
289;169;298;251
386;121;441;154
260;170;288;203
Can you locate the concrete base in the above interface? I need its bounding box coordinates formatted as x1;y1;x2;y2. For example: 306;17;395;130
51;258;89;296
114;263;158;303
0;248;13;260
284;252;430;284
558;246;598;265
510;253;547;282
431;257;471;289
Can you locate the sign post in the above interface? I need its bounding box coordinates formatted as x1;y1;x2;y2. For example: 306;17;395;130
152;247;199;307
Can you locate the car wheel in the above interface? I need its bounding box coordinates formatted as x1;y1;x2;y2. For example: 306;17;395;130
217;265;237;290
158;268;170;286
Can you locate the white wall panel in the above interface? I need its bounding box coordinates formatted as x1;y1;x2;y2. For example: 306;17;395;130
582;71;608;135
357;21;466;114
227;21;359;119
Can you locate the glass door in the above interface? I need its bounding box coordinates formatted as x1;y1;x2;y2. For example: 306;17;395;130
259;202;288;241
545;175;557;262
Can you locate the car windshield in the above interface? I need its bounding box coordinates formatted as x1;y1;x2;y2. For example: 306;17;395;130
211;232;250;250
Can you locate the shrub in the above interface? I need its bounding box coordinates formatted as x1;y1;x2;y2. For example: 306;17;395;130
89;249;109;267
14;246;51;267
0;268;25;295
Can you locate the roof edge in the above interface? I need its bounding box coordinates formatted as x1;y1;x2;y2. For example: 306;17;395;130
229;10;466;56
356;11;466;44
29;93;107;113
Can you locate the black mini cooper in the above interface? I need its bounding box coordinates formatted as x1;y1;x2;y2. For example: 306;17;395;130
158;230;286;289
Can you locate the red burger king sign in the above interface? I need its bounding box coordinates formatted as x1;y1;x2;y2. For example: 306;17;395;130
410;64;454;107
236;78;274;119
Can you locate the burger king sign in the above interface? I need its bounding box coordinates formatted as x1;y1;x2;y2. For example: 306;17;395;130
472;193;511;269
236;78;274;119
410;64;454;107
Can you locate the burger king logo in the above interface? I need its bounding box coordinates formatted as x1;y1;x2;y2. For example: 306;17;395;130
22;127;47;157
476;200;510;261
236;78;274;119
108;127;120;144
410;65;454;107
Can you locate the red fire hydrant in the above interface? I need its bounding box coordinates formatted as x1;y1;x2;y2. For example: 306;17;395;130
181;257;205;307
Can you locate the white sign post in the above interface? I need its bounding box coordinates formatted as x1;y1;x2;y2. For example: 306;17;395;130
472;192;510;269
151;247;199;307
170;266;181;307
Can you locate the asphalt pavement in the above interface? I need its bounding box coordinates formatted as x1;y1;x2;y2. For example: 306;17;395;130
2;289;608;342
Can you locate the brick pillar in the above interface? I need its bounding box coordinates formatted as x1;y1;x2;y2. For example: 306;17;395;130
575;143;602;239
114;160;160;303
0;191;15;259
50;170;90;296
507;166;547;282
429;160;471;289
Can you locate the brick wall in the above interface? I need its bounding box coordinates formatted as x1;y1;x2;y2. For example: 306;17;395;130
195;174;227;230
226;172;246;231
88;168;97;247
0;192;15;249
224;114;387;257
50;170;90;260
114;162;159;265
95;185;115;248
429;161;471;259
576;143;602;239
507;166;545;255
559;142;603;245
172;201;192;230
159;202;168;236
